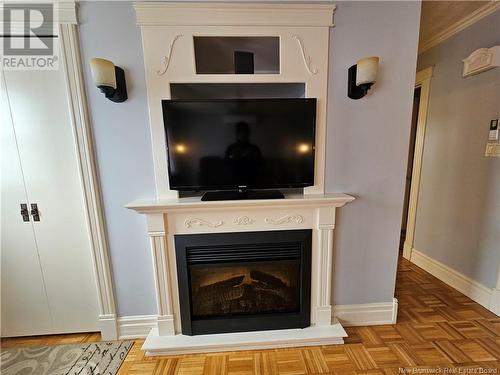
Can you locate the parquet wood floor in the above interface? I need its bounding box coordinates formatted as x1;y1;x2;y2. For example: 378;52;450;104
2;258;499;374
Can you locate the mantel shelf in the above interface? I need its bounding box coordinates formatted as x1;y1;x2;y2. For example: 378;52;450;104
126;193;355;213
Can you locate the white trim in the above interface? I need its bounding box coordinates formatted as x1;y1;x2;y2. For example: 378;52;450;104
0;1;77;32
410;249;496;312
133;2;336;27
403;67;433;261
492;268;500;315
59;22;118;339
115;297;400;340
333;298;398;327
491;289;500;316
142;325;345;356
57;1;78;24
419;2;500;54
118;315;157;340
95;305;365;343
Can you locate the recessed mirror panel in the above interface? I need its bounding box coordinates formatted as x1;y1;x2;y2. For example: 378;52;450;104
194;36;280;74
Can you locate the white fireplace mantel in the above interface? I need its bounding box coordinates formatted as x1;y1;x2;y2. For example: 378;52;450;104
130;1;349;355
127;193;354;355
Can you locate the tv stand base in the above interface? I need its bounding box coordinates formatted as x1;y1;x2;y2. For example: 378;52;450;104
201;190;284;201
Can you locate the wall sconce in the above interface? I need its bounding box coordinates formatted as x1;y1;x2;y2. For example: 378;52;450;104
348;56;379;100
89;58;127;103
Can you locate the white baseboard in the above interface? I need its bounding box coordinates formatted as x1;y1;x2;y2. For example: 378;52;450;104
115;299;399;341
333;298;398;326
402;241;412;260
410;248;497;314
98;314;118;341
490;289;500;316
117;315;157;339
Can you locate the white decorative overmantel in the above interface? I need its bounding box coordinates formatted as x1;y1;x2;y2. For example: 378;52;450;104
127;193;354;355
134;2;335;199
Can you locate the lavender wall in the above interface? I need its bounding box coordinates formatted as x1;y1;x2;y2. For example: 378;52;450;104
415;12;500;288
78;2;157;316
78;1;421;316
326;1;421;304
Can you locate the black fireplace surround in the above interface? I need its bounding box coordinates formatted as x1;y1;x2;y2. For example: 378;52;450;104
175;230;311;335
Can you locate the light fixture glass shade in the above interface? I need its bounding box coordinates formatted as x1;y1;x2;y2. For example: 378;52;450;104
89;58;117;89
356;56;379;86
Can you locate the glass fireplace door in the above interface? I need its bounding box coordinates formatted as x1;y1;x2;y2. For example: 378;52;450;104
175;230;311;335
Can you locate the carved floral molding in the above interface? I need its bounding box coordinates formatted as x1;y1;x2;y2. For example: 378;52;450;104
233;216;255;225
184;218;223;228
265;214;304;225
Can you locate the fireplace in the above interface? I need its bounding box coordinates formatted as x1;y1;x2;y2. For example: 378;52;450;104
175;230;311;335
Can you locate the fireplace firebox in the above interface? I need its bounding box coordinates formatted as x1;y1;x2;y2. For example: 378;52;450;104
175;230;311;335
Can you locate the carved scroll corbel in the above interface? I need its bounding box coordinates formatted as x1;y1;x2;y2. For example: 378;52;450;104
292;34;318;75
157;34;183;76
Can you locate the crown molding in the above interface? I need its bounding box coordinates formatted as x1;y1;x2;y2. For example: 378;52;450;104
419;1;500;55
415;66;433;84
56;0;77;24
133;2;336;27
0;1;77;34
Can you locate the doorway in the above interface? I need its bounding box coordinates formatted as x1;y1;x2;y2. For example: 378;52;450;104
401;67;433;260
400;87;421;252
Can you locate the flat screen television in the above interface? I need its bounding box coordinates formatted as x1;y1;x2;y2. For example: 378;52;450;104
162;98;317;200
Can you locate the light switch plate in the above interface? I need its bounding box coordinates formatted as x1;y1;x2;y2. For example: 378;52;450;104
489;118;499;141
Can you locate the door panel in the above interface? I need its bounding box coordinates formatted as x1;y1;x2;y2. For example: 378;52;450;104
2;66;99;335
1;75;53;337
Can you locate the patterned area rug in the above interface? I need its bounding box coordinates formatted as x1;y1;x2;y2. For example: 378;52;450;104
0;341;133;375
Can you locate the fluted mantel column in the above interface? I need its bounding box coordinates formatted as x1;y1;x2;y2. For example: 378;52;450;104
146;213;175;336
313;206;336;326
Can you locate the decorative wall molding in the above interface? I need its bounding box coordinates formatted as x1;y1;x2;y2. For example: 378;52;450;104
184;218;224;228
292;35;318;75
59;22;118;340
157;34;183;76
410;248;496;312
419;2;500;54
462;46;500;77
134;2;336;27
265;214;304;225
233;216;255;225
334;298;398;326
118;315;157;339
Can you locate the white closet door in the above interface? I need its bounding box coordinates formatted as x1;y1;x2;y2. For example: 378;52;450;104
1;75;53;337
2;66;99;335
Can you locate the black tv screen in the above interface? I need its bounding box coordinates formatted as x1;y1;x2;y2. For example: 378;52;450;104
162;98;316;191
